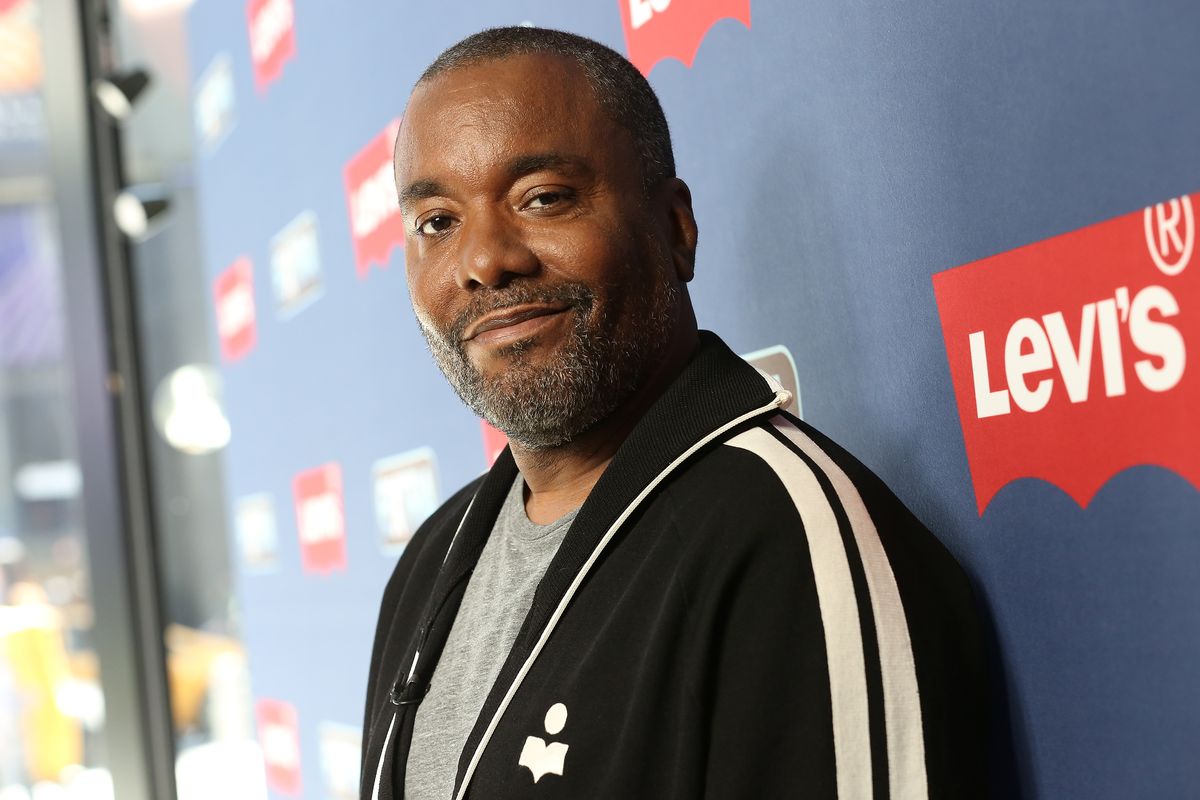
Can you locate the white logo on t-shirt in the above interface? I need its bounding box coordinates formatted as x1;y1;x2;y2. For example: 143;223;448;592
518;703;569;783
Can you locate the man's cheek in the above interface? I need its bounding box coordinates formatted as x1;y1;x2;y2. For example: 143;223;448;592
411;304;448;347
402;236;421;273
410;278;456;330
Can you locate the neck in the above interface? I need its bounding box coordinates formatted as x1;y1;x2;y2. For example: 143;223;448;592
513;325;699;524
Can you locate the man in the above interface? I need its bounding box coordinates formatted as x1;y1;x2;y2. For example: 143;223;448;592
362;26;984;800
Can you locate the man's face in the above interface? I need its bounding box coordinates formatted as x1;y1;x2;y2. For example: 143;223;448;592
394;54;687;449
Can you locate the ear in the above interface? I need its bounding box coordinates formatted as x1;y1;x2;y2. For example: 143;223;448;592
662;178;698;283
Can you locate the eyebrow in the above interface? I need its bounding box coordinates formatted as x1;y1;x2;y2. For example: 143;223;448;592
503;152;592;181
397;152;593;211
397;178;448;211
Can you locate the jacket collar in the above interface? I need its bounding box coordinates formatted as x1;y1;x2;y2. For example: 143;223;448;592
440;330;788;594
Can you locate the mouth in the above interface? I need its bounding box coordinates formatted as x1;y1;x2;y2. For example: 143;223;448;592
462;303;572;345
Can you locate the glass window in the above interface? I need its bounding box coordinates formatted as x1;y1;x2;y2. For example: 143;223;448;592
0;0;113;796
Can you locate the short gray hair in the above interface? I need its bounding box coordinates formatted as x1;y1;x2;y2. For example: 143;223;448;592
419;26;676;193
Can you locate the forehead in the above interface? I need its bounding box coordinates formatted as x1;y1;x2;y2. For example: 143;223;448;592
395;53;629;183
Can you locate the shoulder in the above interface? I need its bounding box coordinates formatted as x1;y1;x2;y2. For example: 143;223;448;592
660;411;978;627
661;411;923;545
707;411;924;535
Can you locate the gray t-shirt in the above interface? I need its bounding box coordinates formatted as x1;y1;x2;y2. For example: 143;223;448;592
404;475;577;800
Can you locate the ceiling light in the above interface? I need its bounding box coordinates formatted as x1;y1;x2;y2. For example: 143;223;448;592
113;189;170;239
93;67;152;121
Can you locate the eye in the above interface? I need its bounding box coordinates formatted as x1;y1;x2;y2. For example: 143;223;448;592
527;191;562;208
415;214;456;236
522;188;575;211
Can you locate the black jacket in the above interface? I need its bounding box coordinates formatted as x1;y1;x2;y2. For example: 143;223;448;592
361;332;985;799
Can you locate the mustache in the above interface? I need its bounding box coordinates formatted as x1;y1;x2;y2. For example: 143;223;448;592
446;282;595;342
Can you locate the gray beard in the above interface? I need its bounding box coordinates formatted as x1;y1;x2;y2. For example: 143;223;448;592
415;277;677;451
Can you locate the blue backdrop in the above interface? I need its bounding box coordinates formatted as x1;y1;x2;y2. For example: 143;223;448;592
186;1;1200;797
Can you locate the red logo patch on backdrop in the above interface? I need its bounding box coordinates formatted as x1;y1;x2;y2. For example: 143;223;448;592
246;0;295;92
292;462;347;573
343;118;405;278
933;192;1198;514
480;420;509;468
213;256;257;361
255;698;302;797
618;0;751;76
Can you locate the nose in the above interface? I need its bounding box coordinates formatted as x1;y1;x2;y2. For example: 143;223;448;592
456;208;538;289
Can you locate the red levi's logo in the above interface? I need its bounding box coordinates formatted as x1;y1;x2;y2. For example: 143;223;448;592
214;256;257;362
933;193;1197;514
618;0;751;75
255;698;302;796
246;0;295;92
292;462;347;573
343;119;404;277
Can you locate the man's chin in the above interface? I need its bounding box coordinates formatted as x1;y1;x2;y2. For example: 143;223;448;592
466;332;563;376
482;409;602;453
465;374;611;452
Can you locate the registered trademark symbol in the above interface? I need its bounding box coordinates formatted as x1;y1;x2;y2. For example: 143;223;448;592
1143;195;1194;276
